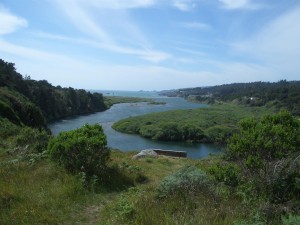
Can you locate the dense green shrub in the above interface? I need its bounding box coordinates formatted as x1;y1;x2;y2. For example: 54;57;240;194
0;100;20;125
0;87;47;128
156;166;212;198
281;214;300;225
206;125;234;143
0;118;19;139
19;102;46;128
180;123;206;141
266;156;300;203
137;122;206;142
227;111;300;204
139;124;161;138
227;111;300;168
15;127;49;153
209;162;241;187
112;121;140;134
48;124;109;176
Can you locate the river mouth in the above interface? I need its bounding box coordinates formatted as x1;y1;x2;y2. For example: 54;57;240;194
49;91;222;159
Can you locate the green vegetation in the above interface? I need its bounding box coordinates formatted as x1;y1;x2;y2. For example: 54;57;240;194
0;59;299;224
156;166;213;198
104;96;165;108
48;124;109;176
161;80;300;116
226;111;300;204
227;110;300;163
147;101;166;105
0;87;46;129
1;112;299;224
104;96;152;107
113;103;272;143
0;59;107;125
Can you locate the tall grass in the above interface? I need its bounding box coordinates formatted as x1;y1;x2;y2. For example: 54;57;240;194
133;192;246;225
0;161;86;225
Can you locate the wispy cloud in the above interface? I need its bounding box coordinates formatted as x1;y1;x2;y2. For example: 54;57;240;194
53;0;170;63
180;22;211;30
77;0;157;9
174;47;206;57
219;0;263;10
233;6;300;80
33;31;170;63
55;0;112;43
0;6;27;35
0;38;85;65
172;0;197;11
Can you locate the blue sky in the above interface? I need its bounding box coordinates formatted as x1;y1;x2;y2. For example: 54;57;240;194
0;0;299;90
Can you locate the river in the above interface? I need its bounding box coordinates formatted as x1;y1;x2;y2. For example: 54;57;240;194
49;91;221;159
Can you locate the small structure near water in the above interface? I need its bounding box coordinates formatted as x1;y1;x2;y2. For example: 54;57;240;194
132;149;187;159
153;149;187;158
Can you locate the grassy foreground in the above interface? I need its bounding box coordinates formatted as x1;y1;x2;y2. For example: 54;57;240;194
1;151;299;224
2;149;297;225
0;148;252;225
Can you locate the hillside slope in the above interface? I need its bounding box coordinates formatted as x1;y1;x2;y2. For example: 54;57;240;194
0;59;107;126
161;81;300;115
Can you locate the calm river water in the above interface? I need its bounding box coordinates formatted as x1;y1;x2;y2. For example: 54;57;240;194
49;91;221;159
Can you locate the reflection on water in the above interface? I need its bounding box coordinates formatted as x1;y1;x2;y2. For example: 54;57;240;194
49;91;221;159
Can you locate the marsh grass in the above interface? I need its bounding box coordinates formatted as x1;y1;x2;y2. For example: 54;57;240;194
113;103;274;143
104;96;158;108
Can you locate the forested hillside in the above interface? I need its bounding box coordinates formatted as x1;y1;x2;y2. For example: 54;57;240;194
0;59;107;127
161;81;300;115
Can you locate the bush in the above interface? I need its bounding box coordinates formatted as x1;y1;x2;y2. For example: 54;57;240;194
209;162;241;187
266;155;300;203
48;124;109;176
180;123;206;141
15;127;49;153
0;118;19;139
281;214;300;225
139;124;161;139
227;111;300;166
206;125;234;143
233;213;266;225
156;166;212;198
226;111;300;204
0;100;20;125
